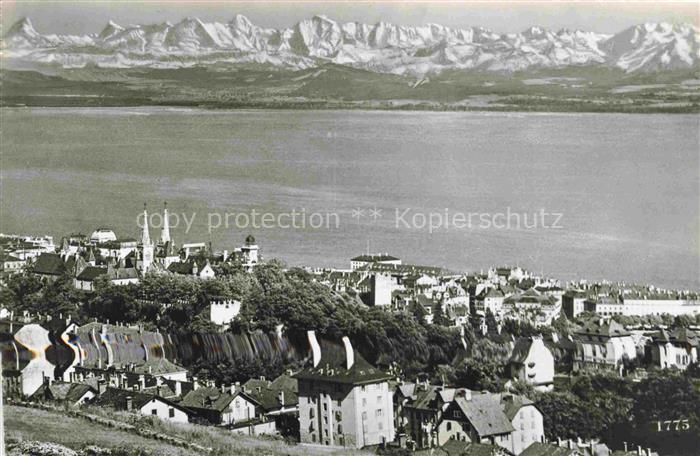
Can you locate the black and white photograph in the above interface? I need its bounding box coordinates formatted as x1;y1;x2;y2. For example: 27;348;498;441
0;1;698;455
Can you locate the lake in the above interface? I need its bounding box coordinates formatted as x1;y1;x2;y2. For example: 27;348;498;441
1;107;698;289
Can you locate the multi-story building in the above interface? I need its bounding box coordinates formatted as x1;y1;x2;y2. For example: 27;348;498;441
573;320;637;373
562;290;589;319
295;331;395;448
619;295;700;317
350;254;401;271
435;390;544;455
649;327;698;370
584;296;624;317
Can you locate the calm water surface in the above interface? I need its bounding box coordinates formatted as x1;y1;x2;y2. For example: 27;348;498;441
1;107;698;289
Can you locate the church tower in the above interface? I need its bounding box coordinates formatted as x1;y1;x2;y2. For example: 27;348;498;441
161;201;171;245
141;203;154;273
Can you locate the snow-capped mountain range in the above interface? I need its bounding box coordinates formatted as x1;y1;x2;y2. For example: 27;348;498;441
2;15;698;75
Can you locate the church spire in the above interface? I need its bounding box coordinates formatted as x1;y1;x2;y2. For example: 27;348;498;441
141;203;151;246
141;203;154;274
161;201;171;244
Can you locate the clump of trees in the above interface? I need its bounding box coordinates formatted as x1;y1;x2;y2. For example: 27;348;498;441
536;371;700;455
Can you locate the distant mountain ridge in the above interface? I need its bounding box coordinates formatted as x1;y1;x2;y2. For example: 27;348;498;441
2;15;698;75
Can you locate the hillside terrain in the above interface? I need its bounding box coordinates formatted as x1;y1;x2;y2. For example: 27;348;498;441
5;405;369;456
2;64;698;112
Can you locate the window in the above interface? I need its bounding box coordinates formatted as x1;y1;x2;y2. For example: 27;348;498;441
335;411;342;421
362;411;367;421
447;422;452;431
376;409;383;417
338;424;343;434
311;434;316;443
323;403;327;412
309;409;315;419
169;408;175;418
151;409;157;415
377;395;382;403
378;422;383;430
362;398;367;406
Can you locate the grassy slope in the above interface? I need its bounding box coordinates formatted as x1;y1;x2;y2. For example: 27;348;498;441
5;405;190;455
5;405;370;456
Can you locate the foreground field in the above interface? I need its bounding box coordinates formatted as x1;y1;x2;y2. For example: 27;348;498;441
5;405;370;456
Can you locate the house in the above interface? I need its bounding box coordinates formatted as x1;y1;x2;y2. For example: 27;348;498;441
95;387;190;423
649;327;698;370
573;320;637;373
479;288;505;318
31;253;68;281
90;229;118;244
393;382;417;436
180;384;260;425
96;238;138;261
1;252;26;274
414;440;511;456
508;337;555;391
562;290;589;319
370;273;394;306
243;373;298;417
522;439;613;456
402;383;455;448
73;263;139;291
351;254;401;271
29;381;96;406
520;442;580;456
584;296;624;317
129;358;189;382
167;258;215;279
295;331;395;448
436;390;544;455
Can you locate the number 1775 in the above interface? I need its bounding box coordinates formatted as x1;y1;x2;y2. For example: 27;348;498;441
656;419;690;431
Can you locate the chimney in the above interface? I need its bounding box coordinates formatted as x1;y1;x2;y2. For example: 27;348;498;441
647;449;652;456
637;446;643;456
125;396;133;411
623;442;627;453
307;330;322;367
192;377;199;391
97;379;107;395
342;336;355;369
174;381;182;397
230;383;237;394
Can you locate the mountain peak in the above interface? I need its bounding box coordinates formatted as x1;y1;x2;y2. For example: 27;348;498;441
5;16;38;38
98;20;125;39
2;15;698;74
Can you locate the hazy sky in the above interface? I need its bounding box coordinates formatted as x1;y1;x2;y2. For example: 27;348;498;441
3;1;698;35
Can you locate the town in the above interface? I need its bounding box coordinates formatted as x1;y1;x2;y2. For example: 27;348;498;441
1;204;699;456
